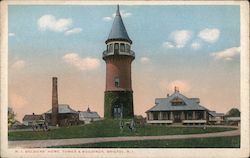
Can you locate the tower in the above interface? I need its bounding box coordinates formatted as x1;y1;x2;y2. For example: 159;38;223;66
51;77;59;126
103;5;135;119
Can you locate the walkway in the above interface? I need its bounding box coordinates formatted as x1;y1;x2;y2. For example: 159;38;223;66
9;129;240;148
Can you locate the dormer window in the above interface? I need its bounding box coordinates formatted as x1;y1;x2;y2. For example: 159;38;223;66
171;97;185;106
120;43;125;52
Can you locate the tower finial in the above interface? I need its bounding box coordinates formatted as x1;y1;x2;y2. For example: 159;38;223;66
116;4;120;15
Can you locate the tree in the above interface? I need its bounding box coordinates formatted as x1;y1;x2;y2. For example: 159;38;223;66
8;107;16;127
225;108;240;117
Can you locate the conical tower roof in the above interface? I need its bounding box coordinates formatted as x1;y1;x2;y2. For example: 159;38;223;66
106;5;132;44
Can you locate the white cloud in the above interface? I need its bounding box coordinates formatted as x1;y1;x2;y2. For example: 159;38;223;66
170;30;192;48
104;10;132;22
103;17;112;21
38;14;72;32
162;42;174;49
11;60;26;70
160;80;191;93
65;28;82;36
191;41;201;50
112;10;132;18
140;57;150;64
9;33;15;37
198;28;220;43
210;47;240;61
163;30;192;49
63;53;100;71
120;10;132;18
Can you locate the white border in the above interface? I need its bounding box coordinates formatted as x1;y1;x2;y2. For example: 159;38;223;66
1;1;249;158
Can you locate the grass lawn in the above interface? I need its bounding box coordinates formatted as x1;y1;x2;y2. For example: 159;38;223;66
9;119;237;141
52;136;240;148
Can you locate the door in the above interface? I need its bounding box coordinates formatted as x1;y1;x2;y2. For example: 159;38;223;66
173;112;181;123
113;106;121;119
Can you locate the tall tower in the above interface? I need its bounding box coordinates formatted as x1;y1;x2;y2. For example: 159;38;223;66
51;77;59;126
103;5;135;119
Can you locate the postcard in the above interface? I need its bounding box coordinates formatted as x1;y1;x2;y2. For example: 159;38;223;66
1;0;249;158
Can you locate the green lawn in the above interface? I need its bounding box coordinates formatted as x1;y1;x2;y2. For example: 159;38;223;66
9;119;237;141
52;136;240;148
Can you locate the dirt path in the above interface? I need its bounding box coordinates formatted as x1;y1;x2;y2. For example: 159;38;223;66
8;129;240;148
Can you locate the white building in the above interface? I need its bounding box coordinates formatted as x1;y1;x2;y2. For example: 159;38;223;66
22;113;45;126
79;107;101;124
208;111;225;124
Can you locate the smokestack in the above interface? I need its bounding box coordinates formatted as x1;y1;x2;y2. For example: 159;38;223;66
51;77;58;126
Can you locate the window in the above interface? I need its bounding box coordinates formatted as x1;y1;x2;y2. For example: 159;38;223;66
108;44;113;52
125;44;130;52
162;112;169;120
114;77;120;87
152;112;159;120
114;43;119;54
120;43;125;52
186;111;193;120
171;97;185;106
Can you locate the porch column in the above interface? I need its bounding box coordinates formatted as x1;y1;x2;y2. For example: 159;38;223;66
181;111;185;120
148;112;153;120
158;112;163;120
170;112;173;120
192;111;196;120
203;111;207;120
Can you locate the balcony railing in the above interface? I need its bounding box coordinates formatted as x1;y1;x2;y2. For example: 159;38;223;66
103;50;135;58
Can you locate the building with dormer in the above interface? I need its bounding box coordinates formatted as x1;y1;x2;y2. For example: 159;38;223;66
146;87;209;125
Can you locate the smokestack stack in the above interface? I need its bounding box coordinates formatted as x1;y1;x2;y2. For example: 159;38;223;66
51;77;58;126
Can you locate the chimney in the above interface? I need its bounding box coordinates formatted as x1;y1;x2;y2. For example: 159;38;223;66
32;113;35;115
51;77;58;126
174;86;179;93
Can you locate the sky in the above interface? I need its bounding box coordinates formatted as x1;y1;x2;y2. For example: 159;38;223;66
8;5;240;121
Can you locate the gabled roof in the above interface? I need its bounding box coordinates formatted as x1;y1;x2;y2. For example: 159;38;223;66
208;111;224;117
80;111;100;119
106;5;132;44
23;114;44;121
45;104;78;114
147;91;207;112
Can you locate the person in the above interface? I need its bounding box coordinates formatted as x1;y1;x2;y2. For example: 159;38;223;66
130;119;136;132
119;120;124;132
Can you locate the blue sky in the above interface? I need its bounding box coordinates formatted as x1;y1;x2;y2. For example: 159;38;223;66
8;5;240;120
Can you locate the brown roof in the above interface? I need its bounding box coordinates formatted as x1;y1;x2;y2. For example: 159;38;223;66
23;114;44;121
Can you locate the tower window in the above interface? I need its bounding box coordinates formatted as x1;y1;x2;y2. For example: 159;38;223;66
114;43;119;54
120;43;125;52
108;44;113;52
114;77;120;87
125;44;130;52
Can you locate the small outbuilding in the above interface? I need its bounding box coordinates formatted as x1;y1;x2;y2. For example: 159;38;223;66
79;107;101;124
23;113;45;126
208;111;225;125
44;104;79;126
